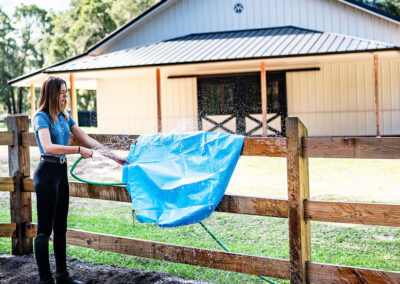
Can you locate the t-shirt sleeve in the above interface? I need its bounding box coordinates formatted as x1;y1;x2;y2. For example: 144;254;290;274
34;112;50;133
68;114;76;128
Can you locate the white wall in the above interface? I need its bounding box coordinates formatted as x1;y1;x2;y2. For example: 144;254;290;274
95;54;400;137
95;0;400;55
286;55;400;136
161;75;198;132
97;75;157;134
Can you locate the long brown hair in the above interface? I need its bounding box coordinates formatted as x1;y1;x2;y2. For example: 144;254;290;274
37;76;69;123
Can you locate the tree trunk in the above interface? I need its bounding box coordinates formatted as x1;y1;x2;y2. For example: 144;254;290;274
17;87;24;113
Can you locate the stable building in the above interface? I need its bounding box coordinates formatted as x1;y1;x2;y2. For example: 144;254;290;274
9;0;400;137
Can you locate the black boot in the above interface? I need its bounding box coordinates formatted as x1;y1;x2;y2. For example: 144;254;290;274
35;233;54;284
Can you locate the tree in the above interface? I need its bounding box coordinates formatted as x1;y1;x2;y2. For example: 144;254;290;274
0;9;18;113
12;5;50;113
358;0;400;18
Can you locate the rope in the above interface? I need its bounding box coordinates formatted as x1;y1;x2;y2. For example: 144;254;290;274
70;157;277;283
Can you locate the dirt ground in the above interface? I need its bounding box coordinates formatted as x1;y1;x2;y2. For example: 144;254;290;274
0;254;206;284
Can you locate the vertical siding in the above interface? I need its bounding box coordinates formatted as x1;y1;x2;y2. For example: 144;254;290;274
287;57;400;136
97;75;157;134
101;0;400;55
161;75;198;132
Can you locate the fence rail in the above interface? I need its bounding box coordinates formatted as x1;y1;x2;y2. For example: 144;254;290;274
1;115;400;283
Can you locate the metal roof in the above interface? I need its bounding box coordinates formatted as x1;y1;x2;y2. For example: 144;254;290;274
46;26;398;73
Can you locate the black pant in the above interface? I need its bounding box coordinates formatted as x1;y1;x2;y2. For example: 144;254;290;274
33;160;69;281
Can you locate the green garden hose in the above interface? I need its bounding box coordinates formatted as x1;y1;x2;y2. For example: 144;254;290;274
70;156;277;284
70;156;126;186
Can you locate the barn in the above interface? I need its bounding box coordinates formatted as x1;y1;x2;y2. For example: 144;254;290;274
9;0;400;137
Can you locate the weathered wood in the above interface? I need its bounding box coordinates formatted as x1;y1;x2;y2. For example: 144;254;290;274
303;137;400;159
286;117;311;284
0;131;14;146
22;131;400;160
69;73;78;124
260;62;267;136
215;195;288;218
7;115;33;255
305;201;400;227
23;179;289;217
156;68;162;132
0;177;14;192
241;137;287;157
21;132;36;147
0;223;16;238
374;54;380;137
308;262;400;284
69;134;140;151
25;224;290;279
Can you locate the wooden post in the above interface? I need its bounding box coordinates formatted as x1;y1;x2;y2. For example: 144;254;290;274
6;115;32;255
30;84;35;126
373;54;380;137
286;117;311;283
156;68;162;132
260;62;268;136
69;73;78;125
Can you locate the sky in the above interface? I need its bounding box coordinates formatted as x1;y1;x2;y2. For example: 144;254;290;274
0;0;71;16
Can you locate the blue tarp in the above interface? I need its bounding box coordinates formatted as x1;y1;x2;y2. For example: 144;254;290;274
122;132;244;227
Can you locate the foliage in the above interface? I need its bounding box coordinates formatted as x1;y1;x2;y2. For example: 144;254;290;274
0;0;159;114
358;0;400;17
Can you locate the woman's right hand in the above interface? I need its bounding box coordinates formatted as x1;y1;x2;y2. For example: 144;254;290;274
80;147;93;159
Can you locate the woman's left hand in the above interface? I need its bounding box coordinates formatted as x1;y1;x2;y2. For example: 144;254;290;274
113;155;130;166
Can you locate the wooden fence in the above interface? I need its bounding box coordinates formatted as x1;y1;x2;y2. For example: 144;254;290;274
1;114;400;283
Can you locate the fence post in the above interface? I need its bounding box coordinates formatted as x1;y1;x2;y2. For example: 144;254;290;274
7;114;32;255
286;117;311;283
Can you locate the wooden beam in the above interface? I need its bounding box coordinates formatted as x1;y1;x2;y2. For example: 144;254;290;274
308;262;400;284
25;225;291;280
0;131;14;146
286;117;311;283
241;137;286;157
374;54;380;137
303;137;400;159
260;62;268;136
30;84;35;125
24;178;400;226
22;131;400;160
305;201;400;227
0;223;16;238
0;177;14;192
6;115;33;255
156;68;162;132
23;178;289;217
215;195;288;218
69;73;78;124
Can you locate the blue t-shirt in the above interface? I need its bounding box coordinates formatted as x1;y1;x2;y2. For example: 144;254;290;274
34;111;76;157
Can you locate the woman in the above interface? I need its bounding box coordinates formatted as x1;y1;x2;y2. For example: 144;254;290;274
33;76;128;284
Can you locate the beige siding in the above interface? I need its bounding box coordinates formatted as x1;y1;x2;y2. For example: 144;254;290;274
97;76;157;134
161;76;198;132
287;57;400;136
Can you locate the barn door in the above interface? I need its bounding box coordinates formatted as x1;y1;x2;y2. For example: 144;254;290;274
197;72;287;136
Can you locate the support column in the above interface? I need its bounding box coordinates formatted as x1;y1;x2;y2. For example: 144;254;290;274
7;115;32;255
69;73;78;125
260;62;268;136
30;84;35;126
286;117;311;283
373;54;380;137
156;68;162;133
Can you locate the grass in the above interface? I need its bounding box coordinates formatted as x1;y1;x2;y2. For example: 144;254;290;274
1;142;400;283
